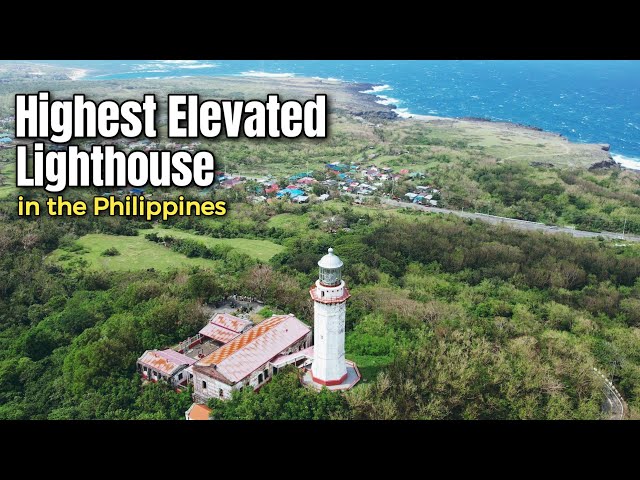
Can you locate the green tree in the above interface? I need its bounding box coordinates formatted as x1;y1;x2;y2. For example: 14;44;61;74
209;366;349;420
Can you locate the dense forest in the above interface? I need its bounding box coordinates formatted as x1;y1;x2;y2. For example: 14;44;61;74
1;194;638;419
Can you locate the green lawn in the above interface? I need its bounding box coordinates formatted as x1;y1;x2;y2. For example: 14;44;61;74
347;354;393;384
48;233;220;271
266;213;309;232
140;226;284;262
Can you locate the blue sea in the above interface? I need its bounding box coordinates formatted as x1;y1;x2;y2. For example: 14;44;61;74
6;60;640;166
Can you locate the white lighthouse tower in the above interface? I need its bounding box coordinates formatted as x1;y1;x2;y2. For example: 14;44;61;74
310;248;350;386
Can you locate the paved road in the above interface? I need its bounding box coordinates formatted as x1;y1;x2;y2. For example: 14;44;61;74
378;198;640;243
603;384;625;420
594;368;625;420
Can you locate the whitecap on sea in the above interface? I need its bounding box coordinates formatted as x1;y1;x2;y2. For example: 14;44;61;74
359;84;392;94
239;71;295;78
612;154;640;170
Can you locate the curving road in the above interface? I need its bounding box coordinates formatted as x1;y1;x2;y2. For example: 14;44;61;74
593;368;625;420
378;198;640;243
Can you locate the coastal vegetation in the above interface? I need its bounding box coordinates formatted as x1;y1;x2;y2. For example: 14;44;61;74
0;74;638;420
1;196;639;419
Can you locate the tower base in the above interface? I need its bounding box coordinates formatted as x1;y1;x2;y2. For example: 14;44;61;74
302;360;361;391
311;371;348;386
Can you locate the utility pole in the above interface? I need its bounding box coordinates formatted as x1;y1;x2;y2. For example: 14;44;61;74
622;216;627;239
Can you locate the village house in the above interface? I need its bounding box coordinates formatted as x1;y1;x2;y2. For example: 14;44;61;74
219;176;246;189
264;182;280;195
296;176;317;186
276;187;305;199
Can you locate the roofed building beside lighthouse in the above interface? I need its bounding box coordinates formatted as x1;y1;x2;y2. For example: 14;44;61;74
190;314;312;402
137;349;197;387
199;313;252;345
135;248;360;419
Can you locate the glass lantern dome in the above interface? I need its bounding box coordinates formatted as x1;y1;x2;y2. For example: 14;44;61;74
318;247;343;286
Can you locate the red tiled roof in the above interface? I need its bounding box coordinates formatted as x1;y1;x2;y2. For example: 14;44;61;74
199;323;241;344
211;313;252;333
138;349;196;376
187;403;212;420
199;313;252;344
196;315;311;384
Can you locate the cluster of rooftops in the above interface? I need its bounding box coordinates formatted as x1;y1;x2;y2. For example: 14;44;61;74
137;312;311;388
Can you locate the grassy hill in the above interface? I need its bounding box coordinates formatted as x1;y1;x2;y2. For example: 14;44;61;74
48;228;283;272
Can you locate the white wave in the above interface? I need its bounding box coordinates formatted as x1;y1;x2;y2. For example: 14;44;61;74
239;71;295;78
133;61;217;72
375;95;400;106
393;108;413;118
177;63;218;69
311;76;343;82
68;68;88;80
144;75;193;80
360;84;392;94
133;63;171;71
612;154;640;170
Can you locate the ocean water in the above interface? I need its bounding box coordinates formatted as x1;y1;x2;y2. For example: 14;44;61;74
5;60;640;165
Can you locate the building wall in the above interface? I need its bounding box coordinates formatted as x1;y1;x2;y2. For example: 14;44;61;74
138;362;167;383
137;361;187;387
192;372;235;402
173;369;188;387
192;332;312;402
312;293;347;383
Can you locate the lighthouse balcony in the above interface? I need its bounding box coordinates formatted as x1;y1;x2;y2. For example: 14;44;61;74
310;284;351;304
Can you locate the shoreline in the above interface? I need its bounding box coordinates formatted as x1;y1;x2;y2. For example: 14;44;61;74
612;154;640;171
67;68;88;81
357;81;640;171
5;64;638;170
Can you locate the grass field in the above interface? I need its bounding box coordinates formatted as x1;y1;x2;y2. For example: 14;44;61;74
48;233;220;271
140;227;284;262
392;118;610;168
347;354;393;384
266;213;310;232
